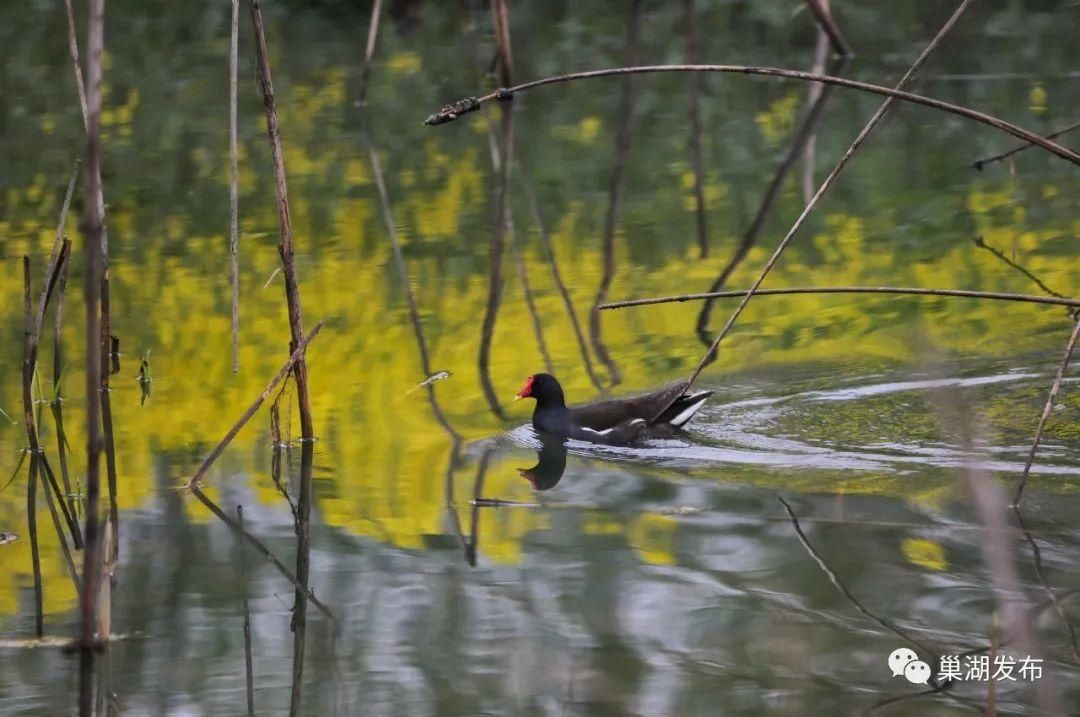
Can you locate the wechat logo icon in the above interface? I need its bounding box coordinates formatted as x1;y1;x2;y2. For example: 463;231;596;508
888;647;931;685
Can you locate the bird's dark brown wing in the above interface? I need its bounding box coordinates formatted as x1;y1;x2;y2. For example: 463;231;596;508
568;382;689;430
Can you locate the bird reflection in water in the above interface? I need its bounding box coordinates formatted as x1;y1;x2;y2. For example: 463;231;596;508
518;433;568;491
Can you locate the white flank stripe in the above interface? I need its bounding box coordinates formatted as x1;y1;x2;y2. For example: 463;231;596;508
670;396;709;427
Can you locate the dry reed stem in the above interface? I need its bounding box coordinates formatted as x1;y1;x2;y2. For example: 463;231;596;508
602;285;1080;311
230;0;240;373
653;0;976;421
515;152;604;390
63;0;88;126
237;505;256;716
683;0;708;259
803;0;852;57
695;54;847;341
250;0;315;440
78;1;106;712
184;322;322;490
973;117;1080;170
423;65;1080;165
589;0;644;387
1012;318;1080;506
358;0;384;105
477;1;516;419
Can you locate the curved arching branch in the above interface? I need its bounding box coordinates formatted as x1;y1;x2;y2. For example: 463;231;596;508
424;64;1080;166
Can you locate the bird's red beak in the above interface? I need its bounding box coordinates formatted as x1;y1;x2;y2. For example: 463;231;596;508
514;375;535;402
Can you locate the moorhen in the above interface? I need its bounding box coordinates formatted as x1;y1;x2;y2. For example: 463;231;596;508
514;373;713;446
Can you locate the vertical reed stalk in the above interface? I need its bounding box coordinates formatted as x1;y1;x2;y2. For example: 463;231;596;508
477;0;516;419
589;0;644;387
230;0;240;372
250;0;315;441
288;441;314;716
683;0;708;258
238;505;256;717
78;0;106;712
358;0;384;105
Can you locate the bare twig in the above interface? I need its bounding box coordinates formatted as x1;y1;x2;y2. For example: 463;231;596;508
696;54;847;343
515;153;603;390
656;0;976;421
602;285;1080;311
477;1;516;419
250;0;315;441
972;118;1080;170
803;0;852;57
490;0;512;87
972;235;1066;300
483;112;552;374
358;0;383;106
422;65;1080;166
184;322;322;490
237;505;256;717
360;120;462;441
38;455;81;598
188;486;334;620
1012;318;1080;506
803;16;830;204
683;0;708;259
288;441;313;716
1013;505;1080;666
62;0;89;128
230;0;240;372
78;0;106;712
589;0;644;387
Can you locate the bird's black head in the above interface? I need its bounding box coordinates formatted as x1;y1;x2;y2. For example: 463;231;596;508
514;372;565;407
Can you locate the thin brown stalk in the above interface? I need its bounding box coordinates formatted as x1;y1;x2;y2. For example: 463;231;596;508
39;455;81;597
490;0;512;87
683;0;708;259
484;121;552;374
515;152;603;390
656;0;976;421
230;0;240;373
1012;318;1080;506
1013;505;1080;666
188;486;334;619
477;61;515;418
184;322;322;490
972;117;1080;170
358;0;384;105
973;235;1065;300
602;285;1080;311
803;0;852;57
63;0;89;128
696;55;847;344
422;65;1080;165
41;452;82;551
250;0;315;441
589;0;644;387
288;441;313;716
803;8;830;204
237;505;256;717
28;455;43;638
78;1;106;712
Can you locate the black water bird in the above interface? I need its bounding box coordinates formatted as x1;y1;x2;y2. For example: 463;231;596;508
514;373;713;446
